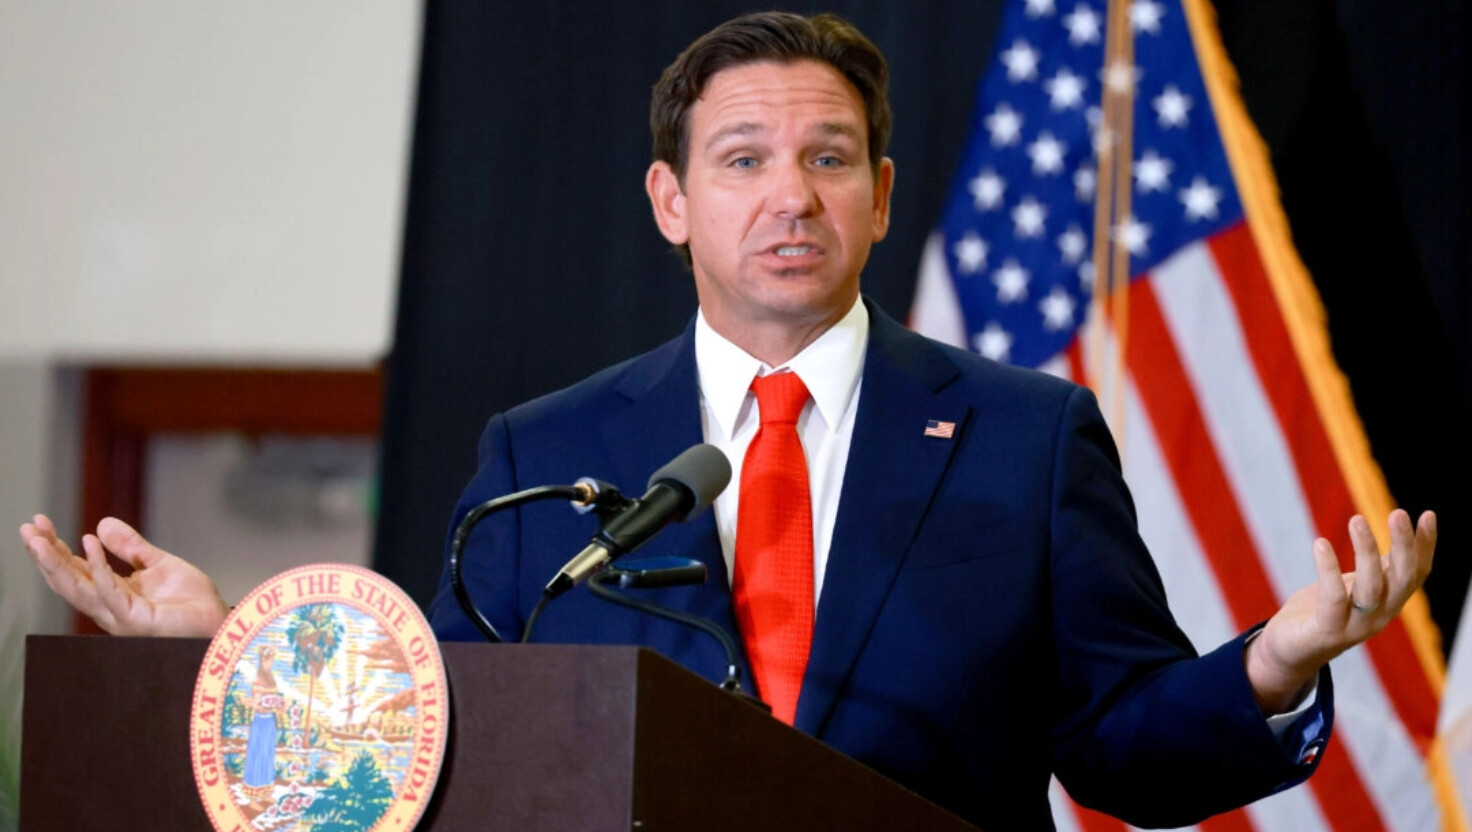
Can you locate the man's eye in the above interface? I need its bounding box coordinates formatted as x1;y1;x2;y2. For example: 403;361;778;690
815;155;845;168
731;156;758;169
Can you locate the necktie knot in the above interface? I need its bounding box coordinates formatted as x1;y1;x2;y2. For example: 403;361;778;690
751;372;810;426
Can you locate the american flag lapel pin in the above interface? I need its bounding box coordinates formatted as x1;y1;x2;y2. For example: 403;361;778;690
923;419;956;439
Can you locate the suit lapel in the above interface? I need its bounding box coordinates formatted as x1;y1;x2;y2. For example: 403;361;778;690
596;324;746;672
599;325;705;508
795;305;970;735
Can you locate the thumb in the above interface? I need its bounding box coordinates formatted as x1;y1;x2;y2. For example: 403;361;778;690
96;517;167;570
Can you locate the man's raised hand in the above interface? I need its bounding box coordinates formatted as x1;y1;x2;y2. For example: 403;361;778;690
1246;508;1436;713
20;514;230;638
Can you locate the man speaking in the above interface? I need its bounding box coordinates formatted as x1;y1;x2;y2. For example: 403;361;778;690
21;12;1436;830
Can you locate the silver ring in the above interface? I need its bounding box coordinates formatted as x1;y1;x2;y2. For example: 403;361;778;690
1351;600;1381;614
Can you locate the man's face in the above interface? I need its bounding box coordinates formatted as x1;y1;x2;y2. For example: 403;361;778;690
646;60;894;349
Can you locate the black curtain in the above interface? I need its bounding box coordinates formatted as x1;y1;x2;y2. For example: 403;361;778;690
375;1;1471;649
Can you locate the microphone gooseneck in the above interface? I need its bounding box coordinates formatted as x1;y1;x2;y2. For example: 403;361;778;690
543;444;731;599
449;481;620;643
587;560;758;700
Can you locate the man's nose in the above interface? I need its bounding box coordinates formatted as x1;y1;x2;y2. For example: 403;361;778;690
768;161;819;218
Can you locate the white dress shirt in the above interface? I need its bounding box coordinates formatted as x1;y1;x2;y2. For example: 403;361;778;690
694;296;868;605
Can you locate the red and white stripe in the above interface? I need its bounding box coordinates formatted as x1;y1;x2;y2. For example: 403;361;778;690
915;224;1446;830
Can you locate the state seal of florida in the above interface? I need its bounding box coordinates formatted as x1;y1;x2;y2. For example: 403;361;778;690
190;564;449;832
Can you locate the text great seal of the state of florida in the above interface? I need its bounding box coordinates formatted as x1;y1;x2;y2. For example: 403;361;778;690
190;563;449;832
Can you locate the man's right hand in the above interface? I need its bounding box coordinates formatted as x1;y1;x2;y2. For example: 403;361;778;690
19;514;229;638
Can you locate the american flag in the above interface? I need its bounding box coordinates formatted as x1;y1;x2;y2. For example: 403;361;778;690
910;1;1461;830
924;419;957;439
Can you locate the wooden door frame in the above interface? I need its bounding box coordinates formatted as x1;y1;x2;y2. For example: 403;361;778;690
77;366;383;632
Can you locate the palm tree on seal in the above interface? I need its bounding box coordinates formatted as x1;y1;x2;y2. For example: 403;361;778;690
287;604;343;750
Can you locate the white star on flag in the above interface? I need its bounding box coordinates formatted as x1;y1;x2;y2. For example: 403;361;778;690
1044;68;1087;110
1115;214;1152;255
1024;0;1057;17
1057;225;1088;263
1179;175;1223;220
1134;149;1174;192
974;322;1013;362
1027;132;1068;175
1011;197;1048;238
992;259;1031;303
1077;260;1096;291
1131;0;1166;35
1000;40;1041;83
1038;285;1077;331
954;232;989;274
969;168;1007;211
1074;166;1097;202
1062;3;1102;46
1153;85;1192;128
985;103;1024;147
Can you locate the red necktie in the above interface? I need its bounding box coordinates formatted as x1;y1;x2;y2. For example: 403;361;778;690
732;371;814;724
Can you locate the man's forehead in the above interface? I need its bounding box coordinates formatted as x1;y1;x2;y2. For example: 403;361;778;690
691;61;867;134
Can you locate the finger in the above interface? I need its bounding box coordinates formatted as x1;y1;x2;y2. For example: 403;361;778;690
24;515;76;560
22;525;92;588
1413;510;1437;580
18;522;43;552
33;513;57;537
85;532;142;612
1379;510;1418;602
24;532;91;600
30;532;116;628
1313;536;1348;614
96;517;167;570
80;534;126;632
1347;515;1385;613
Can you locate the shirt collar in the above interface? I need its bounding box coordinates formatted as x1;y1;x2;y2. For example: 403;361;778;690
695;297;868;439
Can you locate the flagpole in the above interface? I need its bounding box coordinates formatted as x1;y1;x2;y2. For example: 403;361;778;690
1089;0;1136;449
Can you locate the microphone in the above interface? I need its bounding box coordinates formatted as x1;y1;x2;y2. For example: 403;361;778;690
544;444;730;598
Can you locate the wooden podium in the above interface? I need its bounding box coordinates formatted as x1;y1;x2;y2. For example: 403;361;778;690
21;635;979;830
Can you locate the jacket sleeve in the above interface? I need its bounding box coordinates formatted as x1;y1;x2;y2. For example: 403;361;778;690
1047;385;1331;827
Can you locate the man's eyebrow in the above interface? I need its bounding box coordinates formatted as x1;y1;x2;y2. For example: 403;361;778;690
704;122;765;152
815;122;863;143
702;121;864;153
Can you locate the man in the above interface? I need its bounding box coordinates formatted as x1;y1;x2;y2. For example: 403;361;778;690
21;12;1435;830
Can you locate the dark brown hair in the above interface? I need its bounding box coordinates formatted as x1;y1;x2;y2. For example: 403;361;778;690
651;11;892;181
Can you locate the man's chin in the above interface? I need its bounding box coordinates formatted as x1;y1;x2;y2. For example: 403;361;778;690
748;290;856;325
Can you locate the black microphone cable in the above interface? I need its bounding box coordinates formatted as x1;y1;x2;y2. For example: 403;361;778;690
449;479;626;643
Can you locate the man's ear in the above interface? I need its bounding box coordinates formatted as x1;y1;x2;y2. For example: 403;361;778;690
871;156;896;242
645;161;689;246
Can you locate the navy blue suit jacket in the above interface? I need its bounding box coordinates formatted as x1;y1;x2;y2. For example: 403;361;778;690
428;302;1328;830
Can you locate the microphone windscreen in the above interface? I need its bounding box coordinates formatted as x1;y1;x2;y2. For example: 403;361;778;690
647;444;731;516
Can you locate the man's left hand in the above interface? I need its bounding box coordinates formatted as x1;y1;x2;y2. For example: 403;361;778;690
1246;509;1436;714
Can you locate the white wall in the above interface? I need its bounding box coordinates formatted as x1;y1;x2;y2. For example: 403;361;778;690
0;6;421;823
0;1;420;363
